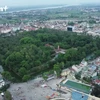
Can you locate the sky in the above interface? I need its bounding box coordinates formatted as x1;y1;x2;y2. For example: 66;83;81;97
0;0;100;7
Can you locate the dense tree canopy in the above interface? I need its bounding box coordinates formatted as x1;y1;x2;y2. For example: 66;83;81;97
91;84;100;97
4;91;12;100
0;28;100;82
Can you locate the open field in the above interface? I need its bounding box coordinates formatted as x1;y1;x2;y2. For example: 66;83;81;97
8;78;72;100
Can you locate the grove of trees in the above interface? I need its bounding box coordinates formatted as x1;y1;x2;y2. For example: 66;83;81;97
0;28;100;82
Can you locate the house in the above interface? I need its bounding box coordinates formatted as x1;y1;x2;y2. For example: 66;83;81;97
71;65;82;73
1;28;11;33
80;61;88;67
61;69;70;77
23;26;36;31
94;80;100;85
92;72;97;77
0;79;5;88
95;57;100;66
89;65;97;71
12;26;20;32
0;74;5;88
67;26;74;32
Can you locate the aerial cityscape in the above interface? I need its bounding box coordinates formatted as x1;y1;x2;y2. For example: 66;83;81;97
0;0;100;100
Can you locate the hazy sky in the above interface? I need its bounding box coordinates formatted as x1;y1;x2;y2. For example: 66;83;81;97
0;0;100;6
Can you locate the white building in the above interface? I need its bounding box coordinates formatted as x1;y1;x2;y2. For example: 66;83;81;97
1;28;11;33
0;79;5;88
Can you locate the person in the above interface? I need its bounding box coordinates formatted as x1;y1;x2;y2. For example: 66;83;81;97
82;94;84;98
